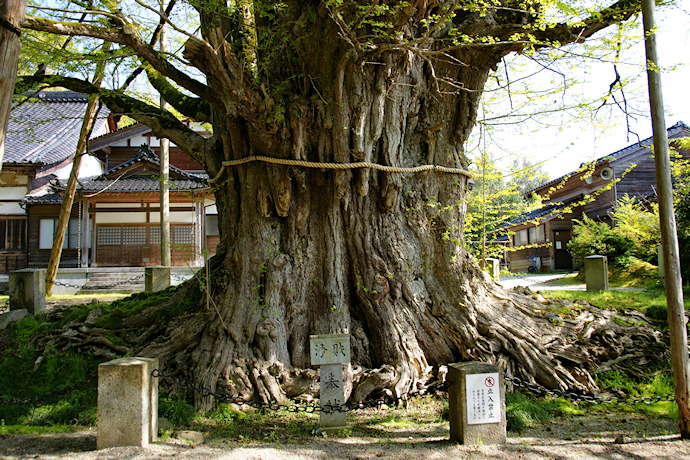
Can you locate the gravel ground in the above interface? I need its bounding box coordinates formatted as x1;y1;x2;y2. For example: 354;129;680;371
2;413;689;459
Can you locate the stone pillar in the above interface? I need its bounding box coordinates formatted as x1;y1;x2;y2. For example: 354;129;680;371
585;255;609;291
97;357;159;449
310;334;350;434
658;244;665;288
484;258;500;280
9;268;45;314
447;362;506;445
145;266;170;292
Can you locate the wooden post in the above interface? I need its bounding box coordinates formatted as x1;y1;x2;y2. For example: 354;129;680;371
46;43;110;296
642;0;690;438
159;0;171;268
0;0;26;171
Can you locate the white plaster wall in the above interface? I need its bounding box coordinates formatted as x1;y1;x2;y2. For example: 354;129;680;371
129;134;148;147
0;202;24;215
96;202;140;208
97;212;148;224
149;211;195;223
55;155;103;179
1;186;29;199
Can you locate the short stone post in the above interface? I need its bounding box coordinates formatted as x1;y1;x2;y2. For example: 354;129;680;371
9;269;45;314
584;255;609;291
658;244;665;288
97;357;159;449
310;334;350;434
145;266;170;292
447;362;506;445
484;258;500;281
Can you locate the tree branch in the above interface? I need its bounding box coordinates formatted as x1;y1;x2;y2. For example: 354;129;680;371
22;15;216;104
16;75;208;162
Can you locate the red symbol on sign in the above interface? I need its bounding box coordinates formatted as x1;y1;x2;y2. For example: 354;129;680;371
485;377;495;387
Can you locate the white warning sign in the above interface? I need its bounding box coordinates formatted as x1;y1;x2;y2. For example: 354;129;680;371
466;372;501;425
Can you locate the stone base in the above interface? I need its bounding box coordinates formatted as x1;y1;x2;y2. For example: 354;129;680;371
447;362;506;445
312;424;350;436
145;266;171;292
97;357;159;449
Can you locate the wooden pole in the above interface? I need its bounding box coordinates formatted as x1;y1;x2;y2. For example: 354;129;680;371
642;0;690;438
0;0;26;171
159;0;171;267
45;43;110;296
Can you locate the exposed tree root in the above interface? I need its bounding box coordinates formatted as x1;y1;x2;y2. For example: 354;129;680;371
11;281;671;411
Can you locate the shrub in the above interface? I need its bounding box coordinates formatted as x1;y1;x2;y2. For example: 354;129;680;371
611;195;660;264
159;396;195;427
568;214;634;269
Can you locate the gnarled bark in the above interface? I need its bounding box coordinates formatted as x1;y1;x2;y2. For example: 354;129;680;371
17;0;648;411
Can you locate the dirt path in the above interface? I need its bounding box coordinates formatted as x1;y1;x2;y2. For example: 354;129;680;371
2;413;688;459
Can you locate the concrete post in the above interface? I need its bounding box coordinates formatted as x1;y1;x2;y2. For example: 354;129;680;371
145;266;170;292
658;244;665;288
9;268;45;314
447;362;506;445
97;357;159;449
585;255;609;291
484;258;500;280
310;334;350;434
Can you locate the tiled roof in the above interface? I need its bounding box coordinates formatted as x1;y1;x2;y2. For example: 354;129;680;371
530;121;689;195
4;90;109;166
23;192;63;205
505;194;584;227
73;177;208;193
104;145;203;180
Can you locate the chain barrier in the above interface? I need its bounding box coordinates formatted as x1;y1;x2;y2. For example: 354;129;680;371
0;369;675;410
171;273;192;283
506;375;676;406
45;273;146;291
153;370;435;414
1;285;20;313
0;377;93;406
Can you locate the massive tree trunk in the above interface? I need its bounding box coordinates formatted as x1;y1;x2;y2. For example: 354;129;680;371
19;1;645;410
138;11;588;410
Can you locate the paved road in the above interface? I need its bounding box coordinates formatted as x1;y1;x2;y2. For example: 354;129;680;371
497;272;644;292
497;272;583;290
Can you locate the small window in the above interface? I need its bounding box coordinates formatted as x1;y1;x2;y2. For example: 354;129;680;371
39;219;79;250
527;225;546;244
0;218;26;250
513;229;528;247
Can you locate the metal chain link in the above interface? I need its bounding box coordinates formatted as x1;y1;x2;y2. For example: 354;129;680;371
505;375;676;406
153;370;434;413
0;377;93;405
45;273;146;291
1;285;20;313
171;273;192;283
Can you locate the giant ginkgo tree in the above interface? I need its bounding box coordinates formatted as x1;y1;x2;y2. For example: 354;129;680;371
17;0;655;411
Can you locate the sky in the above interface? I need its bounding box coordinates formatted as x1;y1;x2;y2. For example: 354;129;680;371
471;0;690;181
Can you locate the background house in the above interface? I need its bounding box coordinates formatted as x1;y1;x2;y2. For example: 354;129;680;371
3;90;217;275
504;121;690;273
0;91;109;274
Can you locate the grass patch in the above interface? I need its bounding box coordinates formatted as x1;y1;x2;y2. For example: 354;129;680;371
506;391;563;432
0;345;100;426
0;424;86;435
595;370;678;418
542;286;690;315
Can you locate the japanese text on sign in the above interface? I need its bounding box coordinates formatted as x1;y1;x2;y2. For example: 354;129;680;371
309;334;351;365
465;372;501;425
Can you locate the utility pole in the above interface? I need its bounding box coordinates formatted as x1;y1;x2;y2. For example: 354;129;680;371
159;1;171;268
642;0;690;438
0;0;26;171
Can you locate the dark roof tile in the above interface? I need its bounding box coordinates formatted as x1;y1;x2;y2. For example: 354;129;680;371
5;90;109;166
